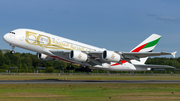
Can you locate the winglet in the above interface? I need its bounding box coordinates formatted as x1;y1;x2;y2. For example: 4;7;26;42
171;51;177;58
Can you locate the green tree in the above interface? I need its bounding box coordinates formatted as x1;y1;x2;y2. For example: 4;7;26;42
46;67;54;73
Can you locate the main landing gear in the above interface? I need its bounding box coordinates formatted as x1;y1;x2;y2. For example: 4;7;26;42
66;65;75;70
75;65;92;73
66;64;92;73
10;45;15;54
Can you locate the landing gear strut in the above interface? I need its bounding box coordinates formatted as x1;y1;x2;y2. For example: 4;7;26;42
66;63;75;70
10;45;15;54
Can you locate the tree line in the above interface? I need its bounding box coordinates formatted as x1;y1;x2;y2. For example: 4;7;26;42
0;49;179;73
0;49;69;73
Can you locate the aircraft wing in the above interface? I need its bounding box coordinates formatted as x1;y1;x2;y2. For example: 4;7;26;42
134;64;175;68
85;51;176;60
50;50;104;60
119;51;177;61
84;51;107;63
50;50;176;66
50;50;71;55
50;50;106;66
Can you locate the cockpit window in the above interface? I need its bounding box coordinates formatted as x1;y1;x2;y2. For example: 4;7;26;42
10;32;15;34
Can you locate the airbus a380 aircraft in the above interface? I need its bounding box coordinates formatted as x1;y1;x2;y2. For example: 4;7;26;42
3;29;177;72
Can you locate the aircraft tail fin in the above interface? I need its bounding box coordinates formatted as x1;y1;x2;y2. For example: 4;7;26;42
130;34;161;64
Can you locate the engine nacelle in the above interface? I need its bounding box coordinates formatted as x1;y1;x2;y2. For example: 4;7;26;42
38;53;58;61
69;51;88;62
102;50;121;62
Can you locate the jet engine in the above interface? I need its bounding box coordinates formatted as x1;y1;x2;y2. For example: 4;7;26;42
102;50;121;62
69;51;88;62
38;53;58;61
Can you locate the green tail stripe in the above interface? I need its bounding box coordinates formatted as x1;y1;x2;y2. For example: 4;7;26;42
142;37;161;49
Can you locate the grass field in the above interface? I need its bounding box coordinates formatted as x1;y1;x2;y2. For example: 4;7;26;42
0;74;180;101
0;84;180;101
0;74;180;80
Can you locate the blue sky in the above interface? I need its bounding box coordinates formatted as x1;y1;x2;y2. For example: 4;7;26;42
0;0;180;57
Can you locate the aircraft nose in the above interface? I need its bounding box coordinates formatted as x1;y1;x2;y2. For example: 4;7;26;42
3;34;10;43
3;34;7;41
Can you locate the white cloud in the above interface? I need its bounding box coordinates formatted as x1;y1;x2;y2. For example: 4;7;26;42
147;14;180;23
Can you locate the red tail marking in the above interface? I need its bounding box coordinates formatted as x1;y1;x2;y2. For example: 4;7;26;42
131;43;147;52
110;60;127;66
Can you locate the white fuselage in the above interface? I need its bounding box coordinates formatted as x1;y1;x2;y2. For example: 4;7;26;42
3;29;150;71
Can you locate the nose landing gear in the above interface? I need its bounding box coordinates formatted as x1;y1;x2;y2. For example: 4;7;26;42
10;45;15;54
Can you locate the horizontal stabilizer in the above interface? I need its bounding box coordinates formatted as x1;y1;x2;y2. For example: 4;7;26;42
134;64;175;68
171;51;177;58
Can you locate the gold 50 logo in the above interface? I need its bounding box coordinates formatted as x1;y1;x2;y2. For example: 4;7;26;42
25;31;96;51
25;31;72;50
25;31;51;47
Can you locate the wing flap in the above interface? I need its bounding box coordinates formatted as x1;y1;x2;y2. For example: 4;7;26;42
50;50;106;65
83;51;103;58
120;51;176;61
122;52;173;57
50;50;71;56
83;51;106;63
134;64;175;68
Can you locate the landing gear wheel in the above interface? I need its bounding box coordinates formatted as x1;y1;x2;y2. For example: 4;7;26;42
10;45;15;54
85;66;90;73
10;50;15;54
